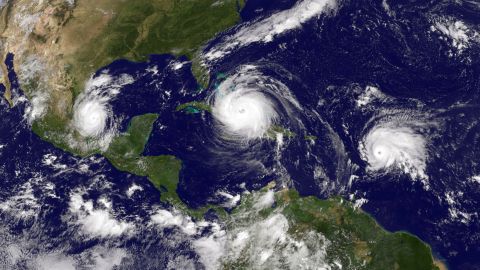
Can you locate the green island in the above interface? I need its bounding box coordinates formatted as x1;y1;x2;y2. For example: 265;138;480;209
103;114;445;269
0;1;446;267
176;101;212;114
304;134;318;141
0;0;244;150
175;103;298;141
266;124;296;140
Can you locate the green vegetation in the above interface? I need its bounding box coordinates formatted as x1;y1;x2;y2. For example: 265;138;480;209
280;191;438;269
8;2;444;265
70;0;244;96
176;101;212;114
24;0;246;212
304;134;317;141
222;185;440;269
106;113;158;157
104;114;183;206
30;0;245;154
103;113;226;219
191;57;211;89
30;106;443;269
265;125;296;139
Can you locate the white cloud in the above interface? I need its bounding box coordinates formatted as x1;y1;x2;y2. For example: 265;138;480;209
89;248;127;270
34;253;76;270
5;244;22;266
1;235;128;270
212;78;278;140
190;187;332;270
470;175;480;184
209;65;301;142
166;255;196;270
253;189;275;210
25;92;48;122
151;209;197;235
204;0;338;61
219;213;331;269
42;153;68;170
14;11;41;35
126;183;143;198
192;223;227;270
231;230;250;252
431;18;480;55
171;60;188;71
17;55;50;122
359;122;429;180
353;198;368;210
71;72;134;151
0;181;40;220
69;193;133;238
217;191;241;208
356;86;386;108
65;0;75;7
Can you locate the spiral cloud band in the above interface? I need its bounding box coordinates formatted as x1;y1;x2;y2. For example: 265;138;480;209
213;88;277;139
211;66;299;141
74;99;108;137
72;73;134;150
359;123;428;179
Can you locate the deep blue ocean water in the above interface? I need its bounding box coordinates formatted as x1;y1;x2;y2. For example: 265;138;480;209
1;0;480;269
0;53;204;269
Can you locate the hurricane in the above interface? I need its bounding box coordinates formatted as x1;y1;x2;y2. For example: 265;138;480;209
2;0;480;268
359;121;429;179
210;66;300;142
166;65;308;196
71;73;134;151
212;85;277;140
73;99;109;138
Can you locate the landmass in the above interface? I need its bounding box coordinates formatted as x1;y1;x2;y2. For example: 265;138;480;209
266;124;296;140
0;2;446;268
0;0;244;209
176;102;298;140
0;0;243;145
222;183;441;269
104;114;182;205
104;111;444;268
176;101;212;114
104;113;226;219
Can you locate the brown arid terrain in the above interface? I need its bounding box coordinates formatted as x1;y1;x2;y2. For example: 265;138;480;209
0;0;242;144
1;0;75;117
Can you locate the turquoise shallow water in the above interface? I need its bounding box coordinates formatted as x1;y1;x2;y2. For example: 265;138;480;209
2;0;480;268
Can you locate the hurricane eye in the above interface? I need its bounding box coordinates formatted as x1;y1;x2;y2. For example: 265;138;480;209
210;69;293;140
359;125;428;179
